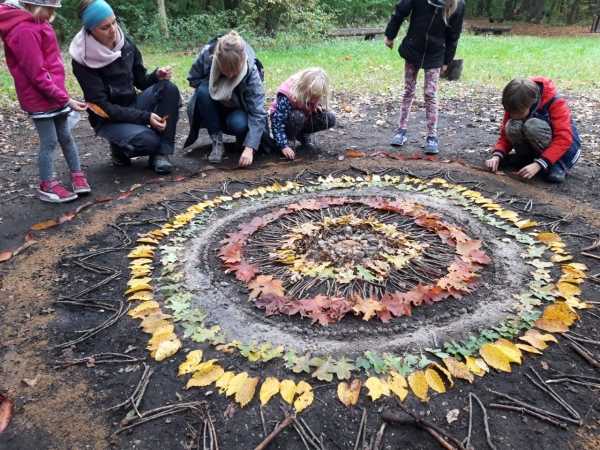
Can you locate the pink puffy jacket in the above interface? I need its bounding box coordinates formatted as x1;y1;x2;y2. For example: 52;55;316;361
0;4;69;113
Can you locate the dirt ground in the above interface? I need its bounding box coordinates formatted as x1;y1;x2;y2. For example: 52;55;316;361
1;87;600;450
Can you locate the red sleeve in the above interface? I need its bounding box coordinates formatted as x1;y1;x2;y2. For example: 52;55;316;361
493;111;512;157
11;29;69;106
539;98;573;165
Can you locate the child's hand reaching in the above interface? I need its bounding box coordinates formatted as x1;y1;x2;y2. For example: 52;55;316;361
518;162;542;179
68;98;87;112
282;146;295;160
485;156;501;172
157;66;173;80
384;37;394;49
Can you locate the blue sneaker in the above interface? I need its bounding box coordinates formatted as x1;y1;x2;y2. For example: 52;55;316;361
544;163;566;184
424;136;439;155
390;128;408;147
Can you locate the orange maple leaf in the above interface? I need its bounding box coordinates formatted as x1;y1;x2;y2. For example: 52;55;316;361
248;275;285;299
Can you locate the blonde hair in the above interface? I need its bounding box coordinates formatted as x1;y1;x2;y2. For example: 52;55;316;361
23;4;56;22
444;0;459;24
214;31;246;75
290;67;330;110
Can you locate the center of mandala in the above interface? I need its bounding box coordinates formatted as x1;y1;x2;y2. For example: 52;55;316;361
273;215;423;284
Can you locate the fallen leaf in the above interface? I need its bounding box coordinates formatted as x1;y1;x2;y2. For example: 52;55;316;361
187;364;224;388
557;282;581;298
516;343;542;354
30;219;59;231
365;377;390;401
345;148;366;158
294;381;314;413
248;275;285;299
226;372;249;397
519;329;557;350
537;232;561;244
0;394;13;433
0;251;12;263
235;376;259;407
337;379;362;407
178;350;204;376
465;356;489;377
446;409;460;424
443;357;474;383
127;291;154;302
153;338;181;362
535;302;577;332
215;371;236;394
479;343;511;373
387;372;408;401
280;379;296;404
128;301;160;319
494;339;523;364
425;368;446;393
22;376;39;387
259;377;280;406
128;246;155;259
408;371;429;401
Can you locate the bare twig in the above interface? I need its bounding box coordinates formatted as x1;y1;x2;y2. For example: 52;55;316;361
354;408;367;450
53;352;141;369
527;368;581;420
487;390;580;425
489;403;567;428
254;411;295;450
469;393;497;450
566;341;600;370
372;422;386;450
115;401;208;434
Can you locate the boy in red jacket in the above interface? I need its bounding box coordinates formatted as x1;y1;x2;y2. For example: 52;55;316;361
486;77;581;183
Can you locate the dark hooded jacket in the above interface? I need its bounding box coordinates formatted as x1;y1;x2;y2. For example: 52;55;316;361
185;37;266;150
385;0;465;70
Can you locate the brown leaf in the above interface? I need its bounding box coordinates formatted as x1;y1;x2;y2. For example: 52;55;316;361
345;148;366;158
233;262;258;282
248;275;285;299
0;394;13;433
0;251;12;263
30;219;59;231
87;102;110;119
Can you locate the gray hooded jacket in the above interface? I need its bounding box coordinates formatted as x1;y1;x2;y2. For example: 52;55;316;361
185;37;266;150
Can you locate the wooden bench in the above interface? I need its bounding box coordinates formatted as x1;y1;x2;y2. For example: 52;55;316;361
328;27;385;40
470;25;512;36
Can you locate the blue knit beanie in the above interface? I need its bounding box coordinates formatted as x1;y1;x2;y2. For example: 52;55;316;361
81;0;114;30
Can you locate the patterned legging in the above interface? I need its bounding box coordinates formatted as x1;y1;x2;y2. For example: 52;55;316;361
398;62;441;137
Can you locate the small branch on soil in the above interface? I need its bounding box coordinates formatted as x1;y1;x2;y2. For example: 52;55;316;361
382;403;465;450
526;367;581;421
299;418;325;450
487;389;580;425
254;410;295;450
354;408;367;450
545;378;600;389
462;393;497;450
581;251;600;261
582;237;600;252
259;407;267;438
489;403;567;428
565;339;600;370
53;352;141;369
372;423;386;450
548;371;600;384
565;332;600;346
109;363;153;417
115;401;209;434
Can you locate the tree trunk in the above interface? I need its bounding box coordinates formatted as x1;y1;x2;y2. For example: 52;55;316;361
566;0;579;23
157;0;169;38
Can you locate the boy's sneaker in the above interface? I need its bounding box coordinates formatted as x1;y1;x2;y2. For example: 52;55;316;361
71;171;91;194
390;128;408;147
544;164;566;184
424;136;439;155
38;180;77;203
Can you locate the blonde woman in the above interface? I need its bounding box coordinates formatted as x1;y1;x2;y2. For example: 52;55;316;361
384;0;465;155
268;68;336;160
185;31;267;167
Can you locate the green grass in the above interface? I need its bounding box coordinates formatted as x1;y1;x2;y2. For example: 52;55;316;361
1;34;599;107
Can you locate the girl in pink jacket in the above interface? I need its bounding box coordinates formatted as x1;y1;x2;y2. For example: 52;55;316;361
0;0;90;203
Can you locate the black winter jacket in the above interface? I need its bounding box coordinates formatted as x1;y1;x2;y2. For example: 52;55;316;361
385;0;465;70
72;36;158;130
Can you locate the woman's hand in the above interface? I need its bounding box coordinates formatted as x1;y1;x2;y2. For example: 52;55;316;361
384;37;394;49
518;162;542;179
68;98;88;112
281;146;295;160
485;155;501;173
239;147;254;167
157;66;172;80
149;113;167;132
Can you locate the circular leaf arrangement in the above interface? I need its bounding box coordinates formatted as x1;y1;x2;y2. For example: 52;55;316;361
125;174;590;409
220;196;491;324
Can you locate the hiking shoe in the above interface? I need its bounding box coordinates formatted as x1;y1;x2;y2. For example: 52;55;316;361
390;128;408;147
208;140;225;163
71;171;91;194
544;163;566;184
424;136;439;155
149;155;173;175
38;180;77;203
299;134;318;152
110;144;131;166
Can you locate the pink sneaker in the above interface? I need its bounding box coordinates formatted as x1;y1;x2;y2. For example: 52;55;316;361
71;171;91;194
38;180;77;203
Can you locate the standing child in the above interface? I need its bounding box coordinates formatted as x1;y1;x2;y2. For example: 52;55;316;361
384;0;465;154
486;77;581;183
268;68;335;160
0;0;89;203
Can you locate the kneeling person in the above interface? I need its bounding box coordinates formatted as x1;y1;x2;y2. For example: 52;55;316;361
486;77;581;183
269;68;335;161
